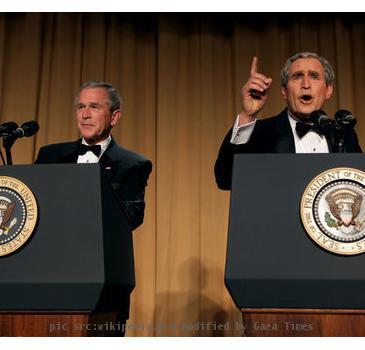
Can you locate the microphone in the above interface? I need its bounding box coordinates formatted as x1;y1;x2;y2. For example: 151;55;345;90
0;122;18;136
10;121;39;138
309;110;334;133
335;109;357;127
1;121;39;166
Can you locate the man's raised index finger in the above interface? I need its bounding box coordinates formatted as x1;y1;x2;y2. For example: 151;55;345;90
250;56;258;75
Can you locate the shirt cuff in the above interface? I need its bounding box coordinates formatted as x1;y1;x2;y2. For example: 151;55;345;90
230;115;256;144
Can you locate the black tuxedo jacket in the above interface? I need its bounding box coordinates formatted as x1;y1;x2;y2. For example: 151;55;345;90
214;109;362;190
35;137;152;231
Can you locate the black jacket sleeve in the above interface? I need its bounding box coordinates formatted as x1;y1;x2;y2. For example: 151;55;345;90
214;127;260;191
112;159;152;231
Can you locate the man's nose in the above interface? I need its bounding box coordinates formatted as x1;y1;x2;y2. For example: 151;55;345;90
302;75;310;89
81;106;91;118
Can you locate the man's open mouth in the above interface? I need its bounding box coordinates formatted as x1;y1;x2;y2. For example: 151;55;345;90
300;94;313;103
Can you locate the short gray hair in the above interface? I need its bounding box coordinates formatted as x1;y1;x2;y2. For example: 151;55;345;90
280;52;335;87
77;81;122;113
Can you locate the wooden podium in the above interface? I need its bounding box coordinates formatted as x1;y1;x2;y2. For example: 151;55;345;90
225;154;365;336
0;312;122;336
241;308;365;336
0;164;134;336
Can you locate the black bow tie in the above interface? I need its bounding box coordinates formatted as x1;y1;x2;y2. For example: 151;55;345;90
295;122;323;138
77;144;102;157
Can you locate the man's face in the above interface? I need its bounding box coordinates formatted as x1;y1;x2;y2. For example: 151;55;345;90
75;87;121;144
281;58;333;121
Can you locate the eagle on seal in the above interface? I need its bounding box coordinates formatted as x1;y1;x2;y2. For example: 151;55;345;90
326;189;362;227
0;202;15;231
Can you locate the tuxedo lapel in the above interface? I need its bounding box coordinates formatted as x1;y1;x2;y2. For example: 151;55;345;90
58;140;80;163
325;134;334;152
273;110;296;153
99;138;119;182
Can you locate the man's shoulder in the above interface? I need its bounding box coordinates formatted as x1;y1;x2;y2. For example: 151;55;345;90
39;140;79;152
36;140;80;163
257;109;288;126
107;139;151;167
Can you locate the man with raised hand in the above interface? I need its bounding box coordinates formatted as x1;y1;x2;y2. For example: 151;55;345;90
214;52;362;190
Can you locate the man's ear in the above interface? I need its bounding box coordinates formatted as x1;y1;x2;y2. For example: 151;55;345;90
281;86;287;101
111;110;121;127
325;84;333;100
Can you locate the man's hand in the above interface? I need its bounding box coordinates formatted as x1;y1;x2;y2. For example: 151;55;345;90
239;56;272;125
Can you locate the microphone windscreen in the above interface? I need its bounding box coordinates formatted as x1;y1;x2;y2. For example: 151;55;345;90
0;122;18;135
334;109;352;120
21;121;39;137
310;110;327;124
334;109;357;127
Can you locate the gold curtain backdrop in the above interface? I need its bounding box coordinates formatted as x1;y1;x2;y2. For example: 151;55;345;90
1;13;365;336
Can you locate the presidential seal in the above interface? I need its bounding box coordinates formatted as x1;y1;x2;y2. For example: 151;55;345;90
0;176;38;257
301;168;365;255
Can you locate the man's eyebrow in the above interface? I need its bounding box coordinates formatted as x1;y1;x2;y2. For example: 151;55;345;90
290;69;321;76
75;102;103;106
290;70;304;76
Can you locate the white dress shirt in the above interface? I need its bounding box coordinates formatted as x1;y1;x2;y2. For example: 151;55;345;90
77;135;112;163
230;112;329;153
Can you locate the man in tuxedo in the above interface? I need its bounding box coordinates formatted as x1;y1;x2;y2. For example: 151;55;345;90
36;81;152;230
35;81;152;336
214;52;362;190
